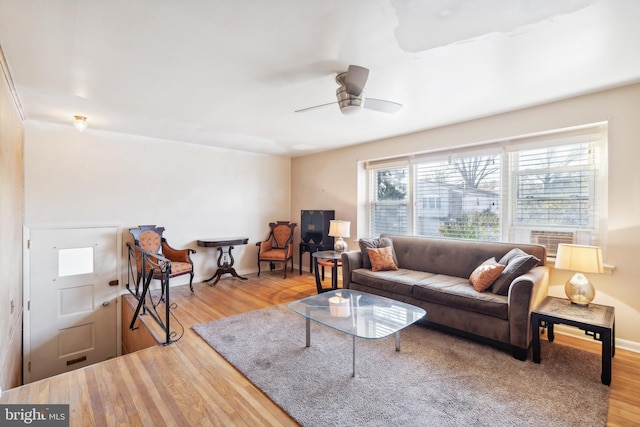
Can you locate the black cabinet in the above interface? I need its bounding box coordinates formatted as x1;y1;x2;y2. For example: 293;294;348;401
300;210;334;274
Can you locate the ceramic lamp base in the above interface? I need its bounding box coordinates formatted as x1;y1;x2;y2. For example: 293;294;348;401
334;237;347;253
564;273;595;306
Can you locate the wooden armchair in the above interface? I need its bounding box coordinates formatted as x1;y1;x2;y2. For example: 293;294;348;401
256;221;297;278
129;225;197;292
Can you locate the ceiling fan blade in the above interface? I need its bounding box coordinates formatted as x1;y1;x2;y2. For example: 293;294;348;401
363;98;403;113
345;65;369;96
294;101;339;113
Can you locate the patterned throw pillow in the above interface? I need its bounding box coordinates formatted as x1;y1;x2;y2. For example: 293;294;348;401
491;249;540;295
469;258;506;292
367;246;399;272
359;237;398;269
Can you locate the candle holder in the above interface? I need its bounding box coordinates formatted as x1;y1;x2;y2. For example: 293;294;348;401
328;294;350;317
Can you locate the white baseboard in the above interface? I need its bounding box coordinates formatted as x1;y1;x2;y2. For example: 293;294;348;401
553;324;640;354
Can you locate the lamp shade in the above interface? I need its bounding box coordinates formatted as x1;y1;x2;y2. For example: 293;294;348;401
555;244;604;273
328;220;350;238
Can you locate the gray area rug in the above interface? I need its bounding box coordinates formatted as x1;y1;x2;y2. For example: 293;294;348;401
193;304;609;427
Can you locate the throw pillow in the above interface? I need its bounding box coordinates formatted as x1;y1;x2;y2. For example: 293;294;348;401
498;248;529;266
469;258;506;292
491;252;540;295
367;246;399;272
359;237;398;269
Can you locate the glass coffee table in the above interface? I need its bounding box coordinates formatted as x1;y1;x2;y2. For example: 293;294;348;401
288;289;426;377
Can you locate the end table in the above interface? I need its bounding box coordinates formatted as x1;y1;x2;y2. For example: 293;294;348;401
312;251;343;294
197;237;249;285
299;242;333;274
531;296;615;385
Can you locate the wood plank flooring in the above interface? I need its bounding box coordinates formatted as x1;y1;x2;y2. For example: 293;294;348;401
1;272;639;426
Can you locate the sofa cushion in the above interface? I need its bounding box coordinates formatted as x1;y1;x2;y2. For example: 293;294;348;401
413;274;509;319
469;258;505;292
367;246;399;272
491;251;540;295
380;234;546;276
359;237;398;269
351;268;434;297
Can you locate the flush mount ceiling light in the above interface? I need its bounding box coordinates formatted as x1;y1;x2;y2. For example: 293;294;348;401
73;115;88;132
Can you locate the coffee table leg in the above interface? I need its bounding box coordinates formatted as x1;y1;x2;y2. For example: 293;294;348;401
396;331;401;351
306;317;310;347
352;336;356;378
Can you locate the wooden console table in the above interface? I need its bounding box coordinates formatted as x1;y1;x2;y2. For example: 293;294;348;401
197;237;249;285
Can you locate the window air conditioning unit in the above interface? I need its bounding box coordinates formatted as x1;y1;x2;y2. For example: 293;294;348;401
530;231;576;257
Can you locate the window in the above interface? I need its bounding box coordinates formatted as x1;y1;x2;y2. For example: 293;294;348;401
414;154;501;240
365;124;606;250
368;167;408;237
512;144;595;228
58;247;94;277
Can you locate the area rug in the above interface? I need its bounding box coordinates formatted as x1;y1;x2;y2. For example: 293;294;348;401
193;304;609;427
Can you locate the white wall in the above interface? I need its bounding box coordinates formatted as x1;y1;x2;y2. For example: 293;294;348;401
0;51;24;390
292;83;640;349
25;121;292;286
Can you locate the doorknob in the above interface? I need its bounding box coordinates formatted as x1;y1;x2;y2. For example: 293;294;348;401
102;301;110;307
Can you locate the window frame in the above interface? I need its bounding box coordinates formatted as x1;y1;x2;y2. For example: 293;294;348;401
364;124;608;252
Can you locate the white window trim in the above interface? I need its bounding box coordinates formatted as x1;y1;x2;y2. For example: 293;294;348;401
364;122;608;253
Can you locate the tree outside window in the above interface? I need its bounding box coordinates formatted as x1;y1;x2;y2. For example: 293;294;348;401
366;126;604;250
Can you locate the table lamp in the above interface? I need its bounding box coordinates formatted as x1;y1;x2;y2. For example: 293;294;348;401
554;244;604;306
328;220;350;253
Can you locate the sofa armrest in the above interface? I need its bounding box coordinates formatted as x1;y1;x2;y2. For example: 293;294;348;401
341;250;363;289
508;265;550;350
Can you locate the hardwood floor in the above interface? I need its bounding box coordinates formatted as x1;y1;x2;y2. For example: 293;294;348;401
1;272;639;426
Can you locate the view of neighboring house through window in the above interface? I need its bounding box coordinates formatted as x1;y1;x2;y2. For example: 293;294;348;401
369;167;409;236
366;124;606;255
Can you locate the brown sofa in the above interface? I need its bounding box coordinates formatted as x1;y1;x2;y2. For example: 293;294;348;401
341;234;549;360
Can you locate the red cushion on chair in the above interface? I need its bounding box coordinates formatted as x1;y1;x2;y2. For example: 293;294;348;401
260;249;288;261
168;261;193;277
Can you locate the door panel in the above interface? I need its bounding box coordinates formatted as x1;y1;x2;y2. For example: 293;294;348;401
27;226;119;382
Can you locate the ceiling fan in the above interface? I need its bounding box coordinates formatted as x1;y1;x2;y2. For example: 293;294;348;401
295;65;402;115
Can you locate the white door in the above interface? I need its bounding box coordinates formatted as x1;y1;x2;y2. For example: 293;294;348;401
26;226;120;383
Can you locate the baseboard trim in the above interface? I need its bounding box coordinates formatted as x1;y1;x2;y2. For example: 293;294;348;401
553;324;640;354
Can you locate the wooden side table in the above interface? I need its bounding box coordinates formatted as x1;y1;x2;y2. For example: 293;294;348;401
312;251;343;294
531;296;615;385
299;242;333;274
197;237;249;285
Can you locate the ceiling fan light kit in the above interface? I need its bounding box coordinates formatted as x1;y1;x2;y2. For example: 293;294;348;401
336;84;363;115
296;64;402;115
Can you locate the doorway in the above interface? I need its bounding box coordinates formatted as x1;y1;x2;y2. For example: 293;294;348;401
24;226;121;383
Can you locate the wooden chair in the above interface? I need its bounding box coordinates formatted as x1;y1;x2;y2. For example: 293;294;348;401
129;225;196;292
256;221;297;278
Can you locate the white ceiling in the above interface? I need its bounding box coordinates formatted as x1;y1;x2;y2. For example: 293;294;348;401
1;0;639;156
